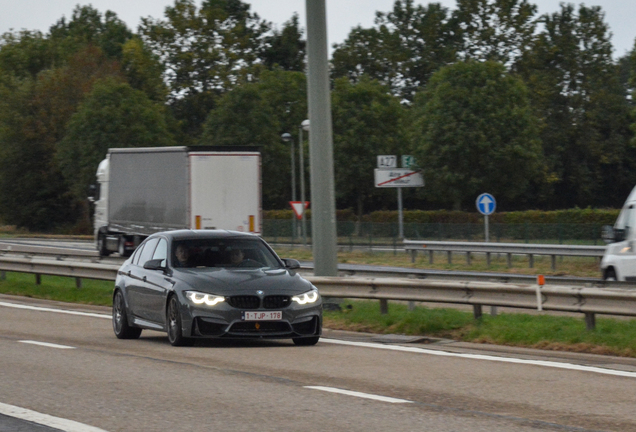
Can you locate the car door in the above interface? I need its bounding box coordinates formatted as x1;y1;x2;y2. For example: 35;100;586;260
126;237;159;322
141;237;172;325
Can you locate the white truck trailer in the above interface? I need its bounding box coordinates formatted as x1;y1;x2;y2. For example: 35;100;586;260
91;146;261;256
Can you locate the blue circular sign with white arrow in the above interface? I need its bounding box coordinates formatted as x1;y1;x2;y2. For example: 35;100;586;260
476;193;496;216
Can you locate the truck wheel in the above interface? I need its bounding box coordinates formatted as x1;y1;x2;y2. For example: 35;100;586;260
118;237;131;258
604;268;617;281
98;233;111;257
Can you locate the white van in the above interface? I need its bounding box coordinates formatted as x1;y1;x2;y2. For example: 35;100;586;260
600;186;636;281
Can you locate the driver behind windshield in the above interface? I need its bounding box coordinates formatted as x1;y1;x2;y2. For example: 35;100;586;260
229;248;244;266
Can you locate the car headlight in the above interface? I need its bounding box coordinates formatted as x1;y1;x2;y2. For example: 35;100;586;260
292;290;320;305
185;291;225;306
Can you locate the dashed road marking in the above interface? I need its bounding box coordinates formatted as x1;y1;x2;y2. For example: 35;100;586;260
0;402;107;432
304;386;413;404
19;340;75;350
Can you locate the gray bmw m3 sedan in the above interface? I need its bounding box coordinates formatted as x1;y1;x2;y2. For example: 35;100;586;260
112;230;322;346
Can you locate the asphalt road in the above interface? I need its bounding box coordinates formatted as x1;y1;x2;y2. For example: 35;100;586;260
1;294;636;432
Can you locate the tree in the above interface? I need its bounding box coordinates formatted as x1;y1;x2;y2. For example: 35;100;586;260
517;4;635;208
0;76;78;231
453;0;538;67
259;14;306;72
48;5;133;61
331;0;458;101
0;45;123;231
0;30;54;79
57;78;175;202
121;36;169;102
410;61;542;210
200;69;307;208
628;40;636;147
139;0;270;137
332;76;405;219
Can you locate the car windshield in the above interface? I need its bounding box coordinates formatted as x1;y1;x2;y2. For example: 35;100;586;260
171;238;282;270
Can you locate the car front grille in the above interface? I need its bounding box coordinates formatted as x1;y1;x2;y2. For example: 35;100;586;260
263;295;291;309
226;295;292;309
227;295;260;309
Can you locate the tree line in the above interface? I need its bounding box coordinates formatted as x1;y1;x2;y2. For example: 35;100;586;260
0;0;635;232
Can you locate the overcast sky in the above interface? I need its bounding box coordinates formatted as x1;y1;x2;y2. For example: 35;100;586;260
1;0;634;59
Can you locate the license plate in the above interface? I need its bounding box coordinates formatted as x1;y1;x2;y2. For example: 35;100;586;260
242;311;282;321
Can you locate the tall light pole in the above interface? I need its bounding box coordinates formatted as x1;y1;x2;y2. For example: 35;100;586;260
299;120;310;246
305;0;338;276
281;133;297;241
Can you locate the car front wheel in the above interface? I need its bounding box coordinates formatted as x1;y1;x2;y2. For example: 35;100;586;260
113;290;142;339
167;296;195;347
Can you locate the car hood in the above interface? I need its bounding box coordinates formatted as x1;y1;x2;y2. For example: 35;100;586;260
173;268;314;295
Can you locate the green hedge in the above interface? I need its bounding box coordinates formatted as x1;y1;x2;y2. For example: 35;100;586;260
263;208;620;225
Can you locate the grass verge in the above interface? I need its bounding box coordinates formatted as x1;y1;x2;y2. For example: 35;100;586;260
324;300;636;358
0;272;113;306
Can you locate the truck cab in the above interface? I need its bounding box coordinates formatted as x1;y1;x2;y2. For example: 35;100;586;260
601;186;636;281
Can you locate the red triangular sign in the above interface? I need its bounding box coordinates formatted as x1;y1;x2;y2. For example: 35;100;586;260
290;201;310;220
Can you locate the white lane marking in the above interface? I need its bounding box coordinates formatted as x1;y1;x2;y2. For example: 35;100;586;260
2;300;635;379
0;301;110;319
305;386;413;404
0;402;107;432
320;338;636;379
19;340;75;350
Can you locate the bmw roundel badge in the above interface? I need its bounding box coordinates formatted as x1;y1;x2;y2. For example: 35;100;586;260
256;290;264;295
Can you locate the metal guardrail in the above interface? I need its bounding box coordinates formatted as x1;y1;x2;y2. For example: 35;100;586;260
0;241;99;258
403;240;606;270
1;254;634;330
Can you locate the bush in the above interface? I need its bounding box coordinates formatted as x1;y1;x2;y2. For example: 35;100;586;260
263;208;620;225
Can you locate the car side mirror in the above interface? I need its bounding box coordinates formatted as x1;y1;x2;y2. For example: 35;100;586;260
144;259;167;271
615;228;627;243
282;258;300;270
87;184;97;203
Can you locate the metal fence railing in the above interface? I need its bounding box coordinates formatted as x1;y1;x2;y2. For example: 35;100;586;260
263;220;606;247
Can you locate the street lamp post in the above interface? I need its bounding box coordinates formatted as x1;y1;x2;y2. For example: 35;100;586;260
299;120;310;246
281;133;297;242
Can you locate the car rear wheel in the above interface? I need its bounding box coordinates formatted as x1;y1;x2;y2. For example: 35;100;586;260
113;290;142;339
167;296;195;347
293;336;319;346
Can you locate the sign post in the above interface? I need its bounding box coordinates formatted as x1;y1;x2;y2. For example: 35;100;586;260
476;193;496;242
375;156;423;239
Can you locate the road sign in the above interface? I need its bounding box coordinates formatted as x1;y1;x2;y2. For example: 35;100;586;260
289;201;310;220
401;155;416;169
476;193;496;215
377;155;397;168
374;169;424;188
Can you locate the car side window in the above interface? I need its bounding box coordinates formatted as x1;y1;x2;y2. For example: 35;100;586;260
152;238;168;267
137;238;159;267
131;243;144;265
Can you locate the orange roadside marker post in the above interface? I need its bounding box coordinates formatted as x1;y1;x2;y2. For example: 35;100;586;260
536;275;545;311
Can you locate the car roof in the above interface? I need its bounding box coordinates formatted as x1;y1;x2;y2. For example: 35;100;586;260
150;230;259;242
